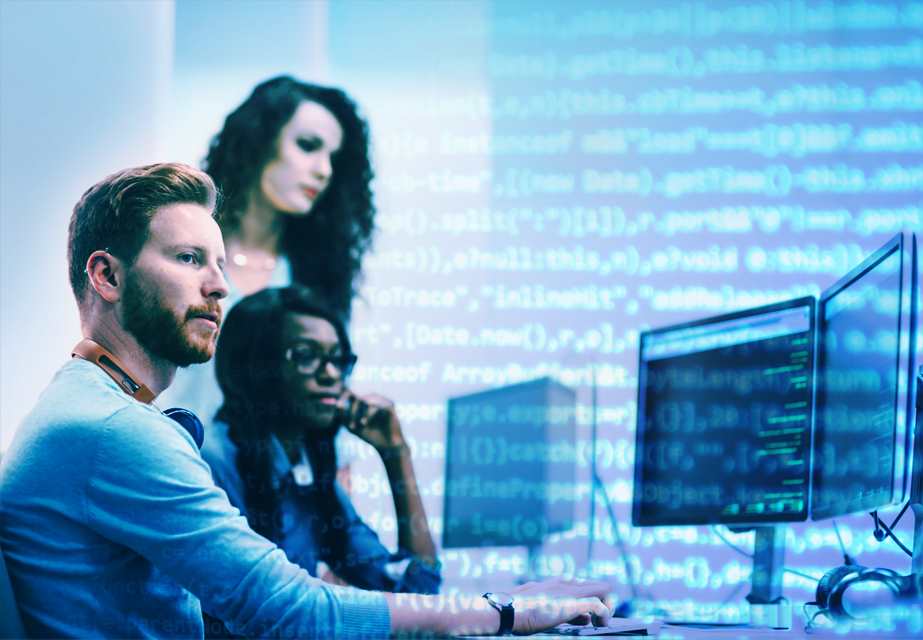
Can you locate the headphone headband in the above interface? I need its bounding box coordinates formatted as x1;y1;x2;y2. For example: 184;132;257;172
72;338;156;404
70;338;204;448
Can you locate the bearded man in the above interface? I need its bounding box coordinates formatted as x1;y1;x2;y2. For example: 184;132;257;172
0;163;614;638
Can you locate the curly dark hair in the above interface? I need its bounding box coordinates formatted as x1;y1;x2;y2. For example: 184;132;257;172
215;285;352;541
204;75;375;318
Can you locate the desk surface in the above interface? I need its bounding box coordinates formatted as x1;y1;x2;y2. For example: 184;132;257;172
462;619;923;639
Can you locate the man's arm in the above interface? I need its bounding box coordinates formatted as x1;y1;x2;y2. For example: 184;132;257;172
85;406;611;638
385;579;615;636
85;406;389;639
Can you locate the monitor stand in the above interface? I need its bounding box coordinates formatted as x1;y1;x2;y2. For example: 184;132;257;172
647;525;791;630
737;525;792;630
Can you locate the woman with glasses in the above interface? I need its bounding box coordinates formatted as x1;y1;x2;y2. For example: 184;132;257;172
205;285;440;607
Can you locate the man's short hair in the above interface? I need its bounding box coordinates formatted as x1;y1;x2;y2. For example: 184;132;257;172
67;162;219;302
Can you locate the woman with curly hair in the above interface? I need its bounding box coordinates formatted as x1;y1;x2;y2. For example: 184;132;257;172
161;75;375;477
205;75;375;316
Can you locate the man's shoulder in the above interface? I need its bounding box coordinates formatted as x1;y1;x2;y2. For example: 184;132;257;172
38;359;159;425
1;360;165;498
11;359;166;455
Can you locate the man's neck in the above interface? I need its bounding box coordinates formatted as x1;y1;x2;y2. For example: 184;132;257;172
83;316;175;397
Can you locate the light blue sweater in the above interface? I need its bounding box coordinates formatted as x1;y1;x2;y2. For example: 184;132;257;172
0;358;390;638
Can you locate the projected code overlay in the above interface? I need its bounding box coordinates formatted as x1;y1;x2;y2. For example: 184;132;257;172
331;0;922;610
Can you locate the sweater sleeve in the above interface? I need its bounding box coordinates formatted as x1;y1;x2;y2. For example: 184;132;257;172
83;406;390;639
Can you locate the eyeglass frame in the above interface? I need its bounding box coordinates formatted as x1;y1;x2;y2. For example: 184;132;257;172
284;344;358;378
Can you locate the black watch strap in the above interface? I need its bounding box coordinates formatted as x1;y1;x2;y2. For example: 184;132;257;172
482;592;514;635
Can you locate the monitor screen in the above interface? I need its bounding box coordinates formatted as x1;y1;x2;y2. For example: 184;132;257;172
633;297;815;527
442;377;577;549
812;232;918;519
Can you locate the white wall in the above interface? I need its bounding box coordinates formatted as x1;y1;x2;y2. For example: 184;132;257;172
1;0;175;449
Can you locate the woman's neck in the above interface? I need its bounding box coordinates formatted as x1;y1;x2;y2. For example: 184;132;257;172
231;192;284;255
274;432;306;466
223;193;287;295
273;422;338;467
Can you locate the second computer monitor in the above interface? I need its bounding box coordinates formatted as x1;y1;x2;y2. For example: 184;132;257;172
633;297;816;527
812;232;919;519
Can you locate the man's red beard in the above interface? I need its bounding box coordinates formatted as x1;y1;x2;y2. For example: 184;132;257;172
121;270;222;367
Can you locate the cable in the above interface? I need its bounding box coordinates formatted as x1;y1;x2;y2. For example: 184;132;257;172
711;525;751;559
596;470;640;601
711;525;821;582
831;520;856;565
585;364;645;605
586;365;599;570
787;568;824;582
872;513;914;557
888;501;910;532
716;580;747;609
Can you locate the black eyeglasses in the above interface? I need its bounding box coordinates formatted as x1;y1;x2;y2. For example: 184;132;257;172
284;344;357;377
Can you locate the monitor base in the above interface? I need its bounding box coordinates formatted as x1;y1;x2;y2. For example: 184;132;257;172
664;597;792;630
747;596;792;630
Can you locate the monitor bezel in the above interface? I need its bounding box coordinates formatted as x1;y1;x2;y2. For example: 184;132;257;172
632;295;817;527
910;237;921;505
811;232;918;520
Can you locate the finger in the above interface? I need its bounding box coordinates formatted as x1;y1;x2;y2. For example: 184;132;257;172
361;392;394;410
561;580;612;599
590;600;614;628
580;597;611;622
350;397;370;426
553;596;610;621
567;613;591;626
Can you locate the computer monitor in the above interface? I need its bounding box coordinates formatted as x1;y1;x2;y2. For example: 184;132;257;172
632;297;816;527
442;377;577;554
812;232;919;520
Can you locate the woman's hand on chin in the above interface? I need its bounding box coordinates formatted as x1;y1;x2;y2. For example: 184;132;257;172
338;391;407;453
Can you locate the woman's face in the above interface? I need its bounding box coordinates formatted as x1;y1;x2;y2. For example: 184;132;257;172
279;311;350;430
259;100;343;215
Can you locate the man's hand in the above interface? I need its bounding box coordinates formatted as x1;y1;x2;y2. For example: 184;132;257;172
510;579;615;634
386;579;616;636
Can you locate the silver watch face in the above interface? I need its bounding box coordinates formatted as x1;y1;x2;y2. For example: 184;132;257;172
487;592;514;607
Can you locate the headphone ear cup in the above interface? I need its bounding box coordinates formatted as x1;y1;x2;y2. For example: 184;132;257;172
164;407;205;450
815;564;864;619
825;566;910;622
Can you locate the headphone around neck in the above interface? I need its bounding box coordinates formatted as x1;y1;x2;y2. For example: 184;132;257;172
72;338;204;449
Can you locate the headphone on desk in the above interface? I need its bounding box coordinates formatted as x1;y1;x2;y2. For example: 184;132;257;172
811;563;911;623
72;338;204;449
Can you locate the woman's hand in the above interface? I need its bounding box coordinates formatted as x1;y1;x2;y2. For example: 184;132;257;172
338;391;406;453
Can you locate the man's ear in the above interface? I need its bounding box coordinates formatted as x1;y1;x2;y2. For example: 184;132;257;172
85;250;124;303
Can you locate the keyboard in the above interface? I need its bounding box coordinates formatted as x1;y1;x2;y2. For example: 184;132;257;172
546;618;662;636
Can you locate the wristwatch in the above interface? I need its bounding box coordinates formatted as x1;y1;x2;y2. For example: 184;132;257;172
482;592;514;635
